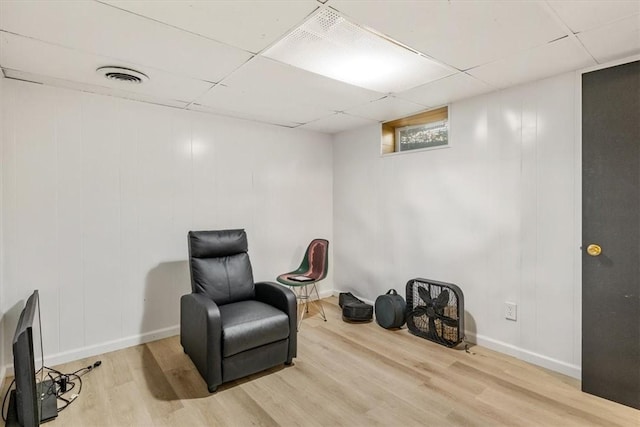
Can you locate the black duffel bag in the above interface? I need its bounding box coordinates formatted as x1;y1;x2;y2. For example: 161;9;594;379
340;292;373;322
343;302;373;322
375;289;406;329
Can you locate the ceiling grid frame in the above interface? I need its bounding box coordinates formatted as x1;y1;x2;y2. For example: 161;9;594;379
0;0;637;134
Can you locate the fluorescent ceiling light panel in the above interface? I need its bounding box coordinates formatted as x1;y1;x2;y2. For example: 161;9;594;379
262;8;454;93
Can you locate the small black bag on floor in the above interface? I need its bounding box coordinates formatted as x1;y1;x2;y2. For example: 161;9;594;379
375;289;406;329
339;292;373;322
343;302;373;322
339;292;360;308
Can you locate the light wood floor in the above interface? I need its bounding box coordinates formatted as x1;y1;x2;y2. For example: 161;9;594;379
3;297;639;426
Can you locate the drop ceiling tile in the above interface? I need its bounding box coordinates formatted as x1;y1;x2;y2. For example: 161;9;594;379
396;72;494;108
344;96;427;122
329;0;567;70
0;0;252;82
547;1;640;33
0;32;212;103
299;112;377;134
2;69;190;109
196;56;383;125
101;0;320;54
577;14;640;64
196;83;326;125
467;37;596;88
187;103;301;129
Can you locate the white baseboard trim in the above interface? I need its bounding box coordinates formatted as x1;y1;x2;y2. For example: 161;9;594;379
47;325;181;369
317;289;334;300
296;288;335;301
6;294;578;381
332;289;580;379
4;325;180;376
465;332;581;379
43;290;336;369
3;291;338;375
331;290;375;306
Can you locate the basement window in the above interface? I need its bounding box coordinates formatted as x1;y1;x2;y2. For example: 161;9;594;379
382;106;449;155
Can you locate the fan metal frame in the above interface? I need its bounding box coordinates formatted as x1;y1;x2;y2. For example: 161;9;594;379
405;278;465;347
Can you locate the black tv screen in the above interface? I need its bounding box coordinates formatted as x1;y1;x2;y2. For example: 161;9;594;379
9;290;57;427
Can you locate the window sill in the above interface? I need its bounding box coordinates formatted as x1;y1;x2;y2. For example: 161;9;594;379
380;144;450;158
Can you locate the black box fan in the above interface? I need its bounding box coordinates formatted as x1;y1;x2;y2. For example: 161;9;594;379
406;278;465;348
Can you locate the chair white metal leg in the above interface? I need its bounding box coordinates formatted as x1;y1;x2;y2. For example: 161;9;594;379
309;282;327;322
291;282;327;330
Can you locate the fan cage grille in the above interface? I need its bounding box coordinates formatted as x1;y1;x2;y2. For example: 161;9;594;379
406;279;465;347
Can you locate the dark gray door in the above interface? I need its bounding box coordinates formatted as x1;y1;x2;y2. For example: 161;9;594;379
582;60;639;410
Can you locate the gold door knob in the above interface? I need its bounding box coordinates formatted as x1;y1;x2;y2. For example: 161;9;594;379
586;244;602;256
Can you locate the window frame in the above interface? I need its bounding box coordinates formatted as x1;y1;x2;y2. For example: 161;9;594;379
381;105;450;156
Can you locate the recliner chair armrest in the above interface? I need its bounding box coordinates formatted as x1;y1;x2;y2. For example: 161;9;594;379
255;281;297;360
255;281;296;315
180;293;222;392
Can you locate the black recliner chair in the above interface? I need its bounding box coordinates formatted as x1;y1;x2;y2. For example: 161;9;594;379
181;229;297;392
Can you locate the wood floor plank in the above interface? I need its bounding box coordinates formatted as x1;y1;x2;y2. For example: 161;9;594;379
240;376;326;427
2;296;638;426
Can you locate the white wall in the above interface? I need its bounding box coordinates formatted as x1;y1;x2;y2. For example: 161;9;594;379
1;79;333;368
1;71;583;379
333;72;580;378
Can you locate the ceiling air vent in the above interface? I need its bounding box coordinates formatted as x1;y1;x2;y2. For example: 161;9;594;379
96;66;149;84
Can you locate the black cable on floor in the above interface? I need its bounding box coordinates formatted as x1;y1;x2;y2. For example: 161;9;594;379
1;360;101;421
44;360;101;413
1;378;16;422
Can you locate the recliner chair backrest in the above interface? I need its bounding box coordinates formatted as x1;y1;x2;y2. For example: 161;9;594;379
188;229;255;305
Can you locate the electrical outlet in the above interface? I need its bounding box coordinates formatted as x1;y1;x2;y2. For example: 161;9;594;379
505;302;517;321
